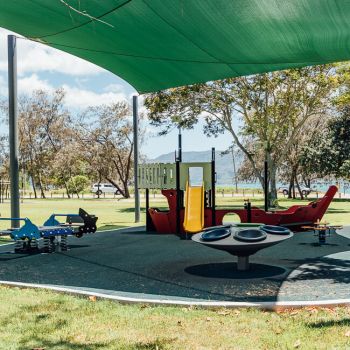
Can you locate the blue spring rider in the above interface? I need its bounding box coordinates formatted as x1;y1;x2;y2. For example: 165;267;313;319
0;208;97;253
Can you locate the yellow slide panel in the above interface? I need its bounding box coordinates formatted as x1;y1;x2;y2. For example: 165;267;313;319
183;182;205;233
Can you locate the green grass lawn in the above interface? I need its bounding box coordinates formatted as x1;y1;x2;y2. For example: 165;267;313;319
0;194;348;231
0;195;349;349
0;287;349;350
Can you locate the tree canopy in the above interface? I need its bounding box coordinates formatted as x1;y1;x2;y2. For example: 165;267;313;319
145;65;339;202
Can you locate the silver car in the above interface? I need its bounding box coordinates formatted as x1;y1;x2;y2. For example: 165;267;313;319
91;183;120;195
278;186;311;196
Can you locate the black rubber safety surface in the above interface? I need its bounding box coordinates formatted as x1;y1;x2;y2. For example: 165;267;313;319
0;227;349;302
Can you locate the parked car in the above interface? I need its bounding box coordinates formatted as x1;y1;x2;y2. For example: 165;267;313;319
278;185;311;196
91;183;120;195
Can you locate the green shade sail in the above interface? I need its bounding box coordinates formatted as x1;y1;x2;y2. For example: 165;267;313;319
1;0;350;93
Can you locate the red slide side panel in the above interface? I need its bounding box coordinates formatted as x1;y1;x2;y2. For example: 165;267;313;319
148;186;337;233
148;190;182;234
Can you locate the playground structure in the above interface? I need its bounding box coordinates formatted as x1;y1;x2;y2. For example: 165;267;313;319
139;149;338;235
139;148;216;235
0;208;98;253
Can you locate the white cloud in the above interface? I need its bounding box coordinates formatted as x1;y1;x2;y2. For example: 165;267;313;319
0;28;103;76
62;84;127;109
104;83;125;93
0;73;127;109
18;74;54;95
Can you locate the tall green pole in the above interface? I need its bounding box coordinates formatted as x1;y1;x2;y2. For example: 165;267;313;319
133;95;140;223
8;35;20;227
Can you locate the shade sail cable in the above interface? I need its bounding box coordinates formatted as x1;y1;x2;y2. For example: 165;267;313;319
36;0;133;39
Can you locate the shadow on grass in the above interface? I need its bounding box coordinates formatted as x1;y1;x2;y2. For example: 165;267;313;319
118;207;171;213
18;337;109;350
308;318;350;328
18;336;175;350
325;208;350;214
118;207;147;213
330;198;350;203
129;338;176;349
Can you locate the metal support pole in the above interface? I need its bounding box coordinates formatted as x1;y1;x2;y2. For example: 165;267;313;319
211;147;216;226
237;256;250;271
145;188;150;230
175;160;181;236
133;95;140;223
8;35;20;228
178;127;182;162
247;200;252;223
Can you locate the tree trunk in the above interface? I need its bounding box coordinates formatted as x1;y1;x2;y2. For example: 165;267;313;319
269;167;278;206
31;175;37;199
288;172;294;199
106;177;128;198
97;173;102;199
38;173;46;199
292;181;296;199
63;180;71;199
122;181;130;198
295;175;304;200
266;153;277;205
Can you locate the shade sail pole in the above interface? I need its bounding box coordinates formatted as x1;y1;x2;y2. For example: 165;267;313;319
8;35;20;228
133;95;140;223
178;127;182;162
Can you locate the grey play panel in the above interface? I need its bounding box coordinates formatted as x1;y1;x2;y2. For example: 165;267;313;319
0;226;349;303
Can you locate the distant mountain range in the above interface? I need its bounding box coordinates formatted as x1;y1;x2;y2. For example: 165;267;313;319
148;150;243;185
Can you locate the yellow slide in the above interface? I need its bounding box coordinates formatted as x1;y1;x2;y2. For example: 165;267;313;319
183;181;205;233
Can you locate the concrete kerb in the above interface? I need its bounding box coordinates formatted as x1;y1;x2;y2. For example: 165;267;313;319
0;280;350;311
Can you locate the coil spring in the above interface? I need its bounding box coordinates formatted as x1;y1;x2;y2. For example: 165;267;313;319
43;237;54;253
60;235;68;251
29;239;38;250
14;240;24;252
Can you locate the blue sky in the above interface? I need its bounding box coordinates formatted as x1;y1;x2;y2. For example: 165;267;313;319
0;28;233;158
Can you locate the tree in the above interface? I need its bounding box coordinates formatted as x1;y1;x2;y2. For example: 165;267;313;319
1;91;141;200
0;135;9;200
67;175;90;198
281;114;330;199
17;89;71;198
145;65;338;203
301;106;350;180
51;141;87;196
75;102;138;198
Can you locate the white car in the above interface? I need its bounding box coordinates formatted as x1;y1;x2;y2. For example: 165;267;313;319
278;186;311;196
91;183;120;195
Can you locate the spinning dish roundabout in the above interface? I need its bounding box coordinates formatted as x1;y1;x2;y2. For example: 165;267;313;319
192;225;293;271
